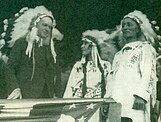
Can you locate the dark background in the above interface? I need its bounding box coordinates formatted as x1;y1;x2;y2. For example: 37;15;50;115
0;0;160;69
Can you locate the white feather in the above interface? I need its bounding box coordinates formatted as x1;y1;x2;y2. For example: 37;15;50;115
8;6;55;47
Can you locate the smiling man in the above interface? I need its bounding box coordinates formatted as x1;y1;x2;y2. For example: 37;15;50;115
5;6;63;99
107;10;158;122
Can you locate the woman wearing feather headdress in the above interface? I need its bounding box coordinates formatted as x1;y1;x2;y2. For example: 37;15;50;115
57;30;117;122
63;30;118;99
5;6;63;99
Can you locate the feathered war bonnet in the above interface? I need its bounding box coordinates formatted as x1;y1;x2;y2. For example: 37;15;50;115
0;19;8;63
121;10;158;45
8;6;63;63
108;10;160;50
0;15;15;63
81;30;112;67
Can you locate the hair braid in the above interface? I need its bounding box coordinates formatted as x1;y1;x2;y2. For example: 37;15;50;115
82;59;88;98
97;58;106;98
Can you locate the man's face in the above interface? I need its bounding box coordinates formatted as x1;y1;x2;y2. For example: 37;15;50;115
36;17;53;39
121;18;140;40
81;38;92;56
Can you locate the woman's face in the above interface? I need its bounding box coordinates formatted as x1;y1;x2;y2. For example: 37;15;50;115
81;39;92;56
121;18;140;40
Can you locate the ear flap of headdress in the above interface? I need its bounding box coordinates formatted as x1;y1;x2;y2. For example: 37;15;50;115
50;28;64;63
26;27;39;58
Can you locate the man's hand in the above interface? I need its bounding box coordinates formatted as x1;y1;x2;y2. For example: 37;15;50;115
7;88;22;99
132;95;146;111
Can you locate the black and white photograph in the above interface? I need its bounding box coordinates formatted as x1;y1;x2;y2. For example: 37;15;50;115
0;0;161;121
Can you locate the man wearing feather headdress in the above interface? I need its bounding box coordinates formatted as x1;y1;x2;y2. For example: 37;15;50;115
5;6;63;99
106;10;158;122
